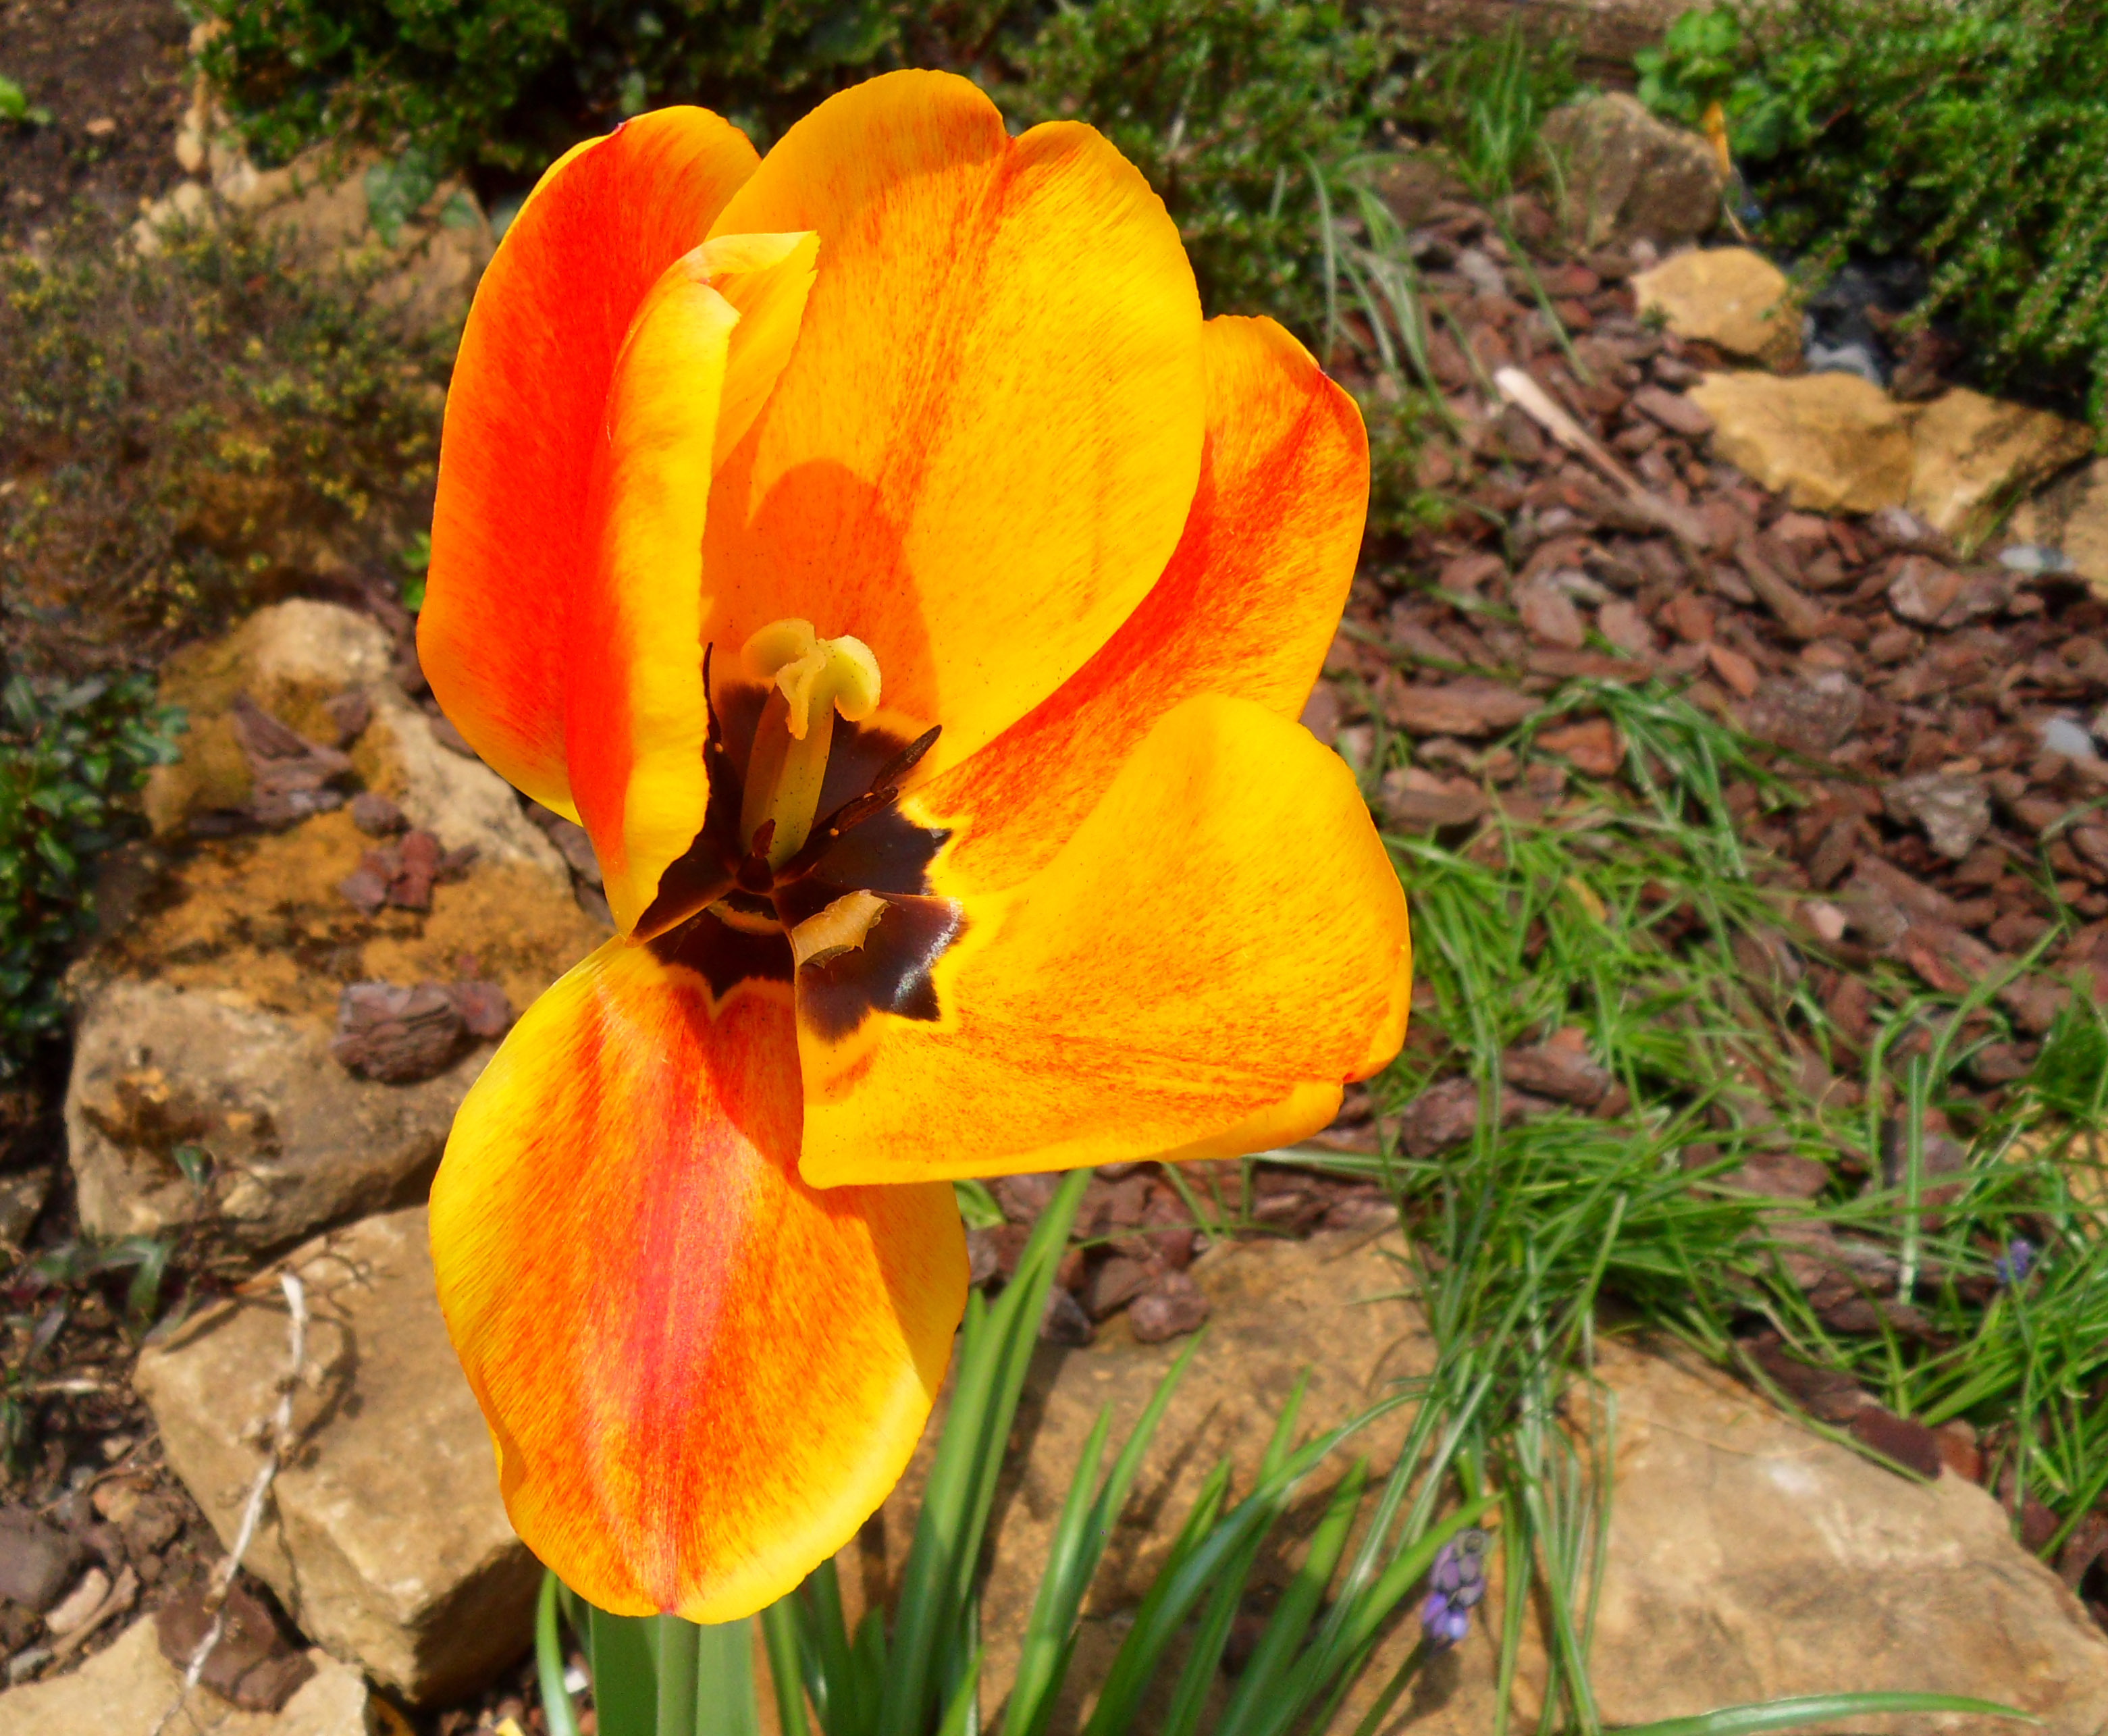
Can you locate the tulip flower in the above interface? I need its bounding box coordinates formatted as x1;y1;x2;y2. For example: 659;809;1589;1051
419;68;1410;1623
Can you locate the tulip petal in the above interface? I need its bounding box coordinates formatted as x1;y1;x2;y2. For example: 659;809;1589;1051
918;315;1369;890
422;107;758;816
702;70;1207;777
796;693;1410;1186
429;939;966;1620
568;233;822;934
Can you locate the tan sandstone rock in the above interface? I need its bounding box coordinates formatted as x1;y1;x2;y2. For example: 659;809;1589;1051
144;600;394;838
147;600;566;884
1634;246;1801;369
137;143;494;336
65;974;488;1250
1539;93;1724;251
0;1614;370;1736
1907;388;2092;542
352;684;566;882
1363;1339;2108;1736
1689;370;1914;513
134;1208;537;1705
2011;456;2108;589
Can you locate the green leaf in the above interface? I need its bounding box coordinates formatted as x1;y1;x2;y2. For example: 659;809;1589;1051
693;1618;760;1736
586;1605;658;1736
1605;1693;2038;1736
874;1169;1089;1736
535;1573;583;1736
759;1600;812;1736
951;1178;1004;1230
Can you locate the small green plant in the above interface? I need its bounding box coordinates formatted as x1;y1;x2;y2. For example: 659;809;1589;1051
1633;7;1830;164
1636;0;2108;419
0;75;52;128
0;674;183;1074
1393;22;1579;203
1003;0;1401;332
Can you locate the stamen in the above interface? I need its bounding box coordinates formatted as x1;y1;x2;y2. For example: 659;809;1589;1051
789;889;889;968
735;619;882;868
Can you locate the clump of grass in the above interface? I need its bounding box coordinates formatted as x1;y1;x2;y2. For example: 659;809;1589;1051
1298;673;2108;1566
1;207;447;669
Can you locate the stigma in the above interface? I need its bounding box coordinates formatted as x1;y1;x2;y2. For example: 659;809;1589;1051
737;619;882;868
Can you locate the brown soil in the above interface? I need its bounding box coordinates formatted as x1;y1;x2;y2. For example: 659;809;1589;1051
0;0;190;248
94;810;607;1025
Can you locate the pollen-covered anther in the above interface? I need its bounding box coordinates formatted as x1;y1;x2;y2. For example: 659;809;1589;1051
789;888;889;969
737;619;885;867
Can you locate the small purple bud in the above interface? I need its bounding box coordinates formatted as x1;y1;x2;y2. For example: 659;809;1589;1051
1996;1237;2036;1285
1420;1528;1491;1650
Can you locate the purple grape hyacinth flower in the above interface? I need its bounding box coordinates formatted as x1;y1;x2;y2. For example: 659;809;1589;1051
1419;1527;1489;1651
1995;1237;2036;1285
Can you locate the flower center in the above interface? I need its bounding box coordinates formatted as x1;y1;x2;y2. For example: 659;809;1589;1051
637;619;961;1029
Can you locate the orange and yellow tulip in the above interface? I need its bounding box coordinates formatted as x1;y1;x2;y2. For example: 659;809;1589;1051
419;68;1411;1623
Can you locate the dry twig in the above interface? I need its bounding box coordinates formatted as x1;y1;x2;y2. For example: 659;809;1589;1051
147;1270;307;1736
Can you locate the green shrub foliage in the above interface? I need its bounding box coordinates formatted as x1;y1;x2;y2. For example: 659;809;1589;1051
0;676;182;1074
1638;0;2108;419
192;0;1007;174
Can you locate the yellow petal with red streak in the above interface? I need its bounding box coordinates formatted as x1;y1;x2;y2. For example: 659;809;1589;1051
797;694;1409;1186
430;939;965;1620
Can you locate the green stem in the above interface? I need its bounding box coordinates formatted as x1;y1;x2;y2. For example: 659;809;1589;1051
654;1614;699;1736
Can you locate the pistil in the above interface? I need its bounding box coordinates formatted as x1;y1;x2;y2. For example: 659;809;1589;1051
736;619;882;868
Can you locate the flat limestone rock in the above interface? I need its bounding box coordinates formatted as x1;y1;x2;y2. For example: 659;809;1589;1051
67;975;487;1250
2012;456;2108;589
0;1615;369;1735
1907;388;2092;542
1633;247;1801;369
1346;1340;2108;1736
133;1207;537;1706
1689;370;1914;514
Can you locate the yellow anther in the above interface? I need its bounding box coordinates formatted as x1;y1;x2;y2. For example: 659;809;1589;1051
789;889;888;968
736;619;884;866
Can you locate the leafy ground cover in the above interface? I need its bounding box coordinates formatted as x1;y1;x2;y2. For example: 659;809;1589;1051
1635;0;2108;420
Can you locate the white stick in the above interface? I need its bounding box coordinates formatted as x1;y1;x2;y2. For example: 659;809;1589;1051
147;1271;307;1736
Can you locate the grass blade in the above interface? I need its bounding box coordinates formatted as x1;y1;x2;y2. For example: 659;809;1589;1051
878;1171;1089;1736
535;1573;582;1736
1006;1330;1208;1736
1215;1457;1369;1736
1605;1693;2038;1736
1082;1396;1406;1736
760;1600;812;1736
